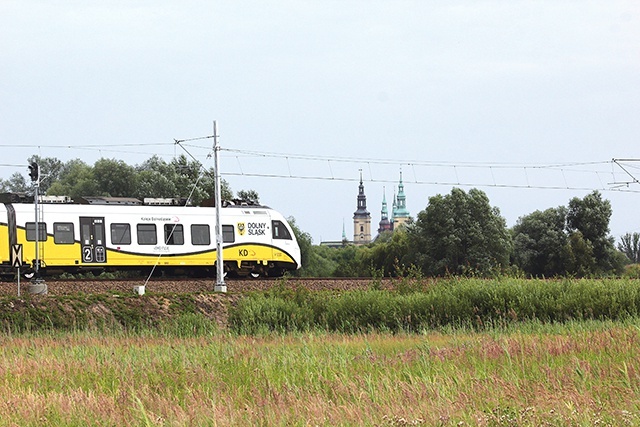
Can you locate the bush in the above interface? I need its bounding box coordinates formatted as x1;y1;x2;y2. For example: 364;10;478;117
623;264;640;279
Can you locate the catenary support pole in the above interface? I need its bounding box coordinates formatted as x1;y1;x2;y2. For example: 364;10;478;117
213;121;227;292
29;164;47;294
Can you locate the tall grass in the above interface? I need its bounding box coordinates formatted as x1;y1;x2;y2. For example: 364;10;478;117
1;322;639;425
229;277;640;334
0;293;222;336
3;277;639;336
2;278;640;425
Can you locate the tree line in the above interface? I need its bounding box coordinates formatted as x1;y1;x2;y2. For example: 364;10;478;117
2;155;638;278
293;188;640;279
0;154;259;205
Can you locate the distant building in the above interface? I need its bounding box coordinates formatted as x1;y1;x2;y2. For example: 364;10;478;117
391;171;410;229
321;170;410;247
353;171;372;245
377;187;392;234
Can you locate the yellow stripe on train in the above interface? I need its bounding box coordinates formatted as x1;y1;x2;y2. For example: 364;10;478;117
5;237;295;268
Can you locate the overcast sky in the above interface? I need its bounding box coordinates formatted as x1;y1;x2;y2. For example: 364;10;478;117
1;1;639;243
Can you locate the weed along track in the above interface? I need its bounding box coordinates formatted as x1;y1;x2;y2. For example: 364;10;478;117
4;277;640;334
0;277;388;296
0;277;387;332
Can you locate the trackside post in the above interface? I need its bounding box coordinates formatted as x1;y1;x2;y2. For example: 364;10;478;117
213;120;226;292
12;244;22;296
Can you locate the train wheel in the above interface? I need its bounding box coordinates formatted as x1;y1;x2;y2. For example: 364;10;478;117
23;270;35;279
249;271;261;279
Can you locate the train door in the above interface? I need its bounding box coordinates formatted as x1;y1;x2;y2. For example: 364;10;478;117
80;217;106;264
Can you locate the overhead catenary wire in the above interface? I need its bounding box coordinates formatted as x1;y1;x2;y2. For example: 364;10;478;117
2;140;638;196
222;149;640;194
222;148;612;169
0;142;180;168
0;141;617;173
220;171;640;194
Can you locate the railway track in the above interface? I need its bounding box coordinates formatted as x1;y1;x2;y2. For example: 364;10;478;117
0;277;392;296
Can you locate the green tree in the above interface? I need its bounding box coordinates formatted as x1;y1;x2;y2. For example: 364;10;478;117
565;231;596;277
46;159;99;199
134;170;178;200
93;158;138;197
365;229;411;277
512;207;568;277
136;155;232;203
163;155;232;204
618;232;640;264
410;187;511;276
170;155;210;204
0;172;29;193
236;189;260;204
0;156;64;193
333;245;371;277
566;191;622;275
286;216;312;276
284;218;369;278
303;244;340;277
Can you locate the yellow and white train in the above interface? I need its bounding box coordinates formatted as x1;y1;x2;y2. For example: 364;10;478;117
0;194;301;278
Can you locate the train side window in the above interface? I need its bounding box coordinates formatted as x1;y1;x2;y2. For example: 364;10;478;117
137;224;157;245
272;220;292;240
53;222;74;244
111;223;131;245
165;224;184;245
222;225;235;243
26;222;47;241
191;224;210;245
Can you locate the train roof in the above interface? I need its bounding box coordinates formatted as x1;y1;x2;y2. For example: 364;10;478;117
0;193;269;209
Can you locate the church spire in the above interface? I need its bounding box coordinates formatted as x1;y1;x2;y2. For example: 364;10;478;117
353;169;369;216
393;169;410;228
353;169;371;244
391;188;397;224
381;187;388;220
378;186;392;233
342;219;347;242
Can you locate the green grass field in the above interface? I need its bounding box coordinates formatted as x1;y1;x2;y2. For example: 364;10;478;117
1;320;639;426
2;277;640;425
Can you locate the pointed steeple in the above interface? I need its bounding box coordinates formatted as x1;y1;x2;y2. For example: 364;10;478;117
342;219;347;242
378;186;392;233
353;169;371;244
381;187;389;220
354;169;369;216
391;188;397;224
393;169;410;228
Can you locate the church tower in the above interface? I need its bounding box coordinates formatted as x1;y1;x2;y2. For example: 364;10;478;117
353;170;371;244
392;171;410;229
377;187;392;234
